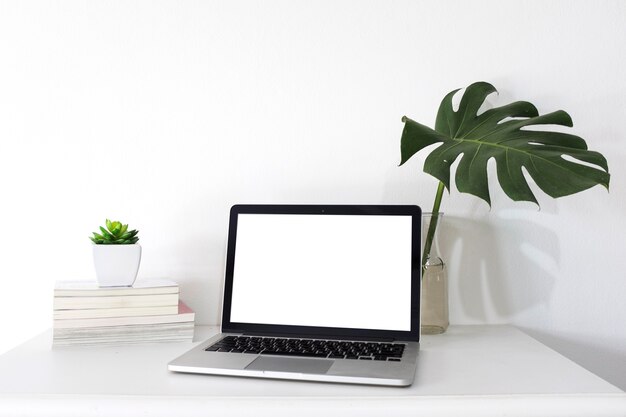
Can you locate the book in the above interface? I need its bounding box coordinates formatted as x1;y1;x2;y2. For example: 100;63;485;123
54;278;179;297
53;293;179;310
52;322;195;346
52;302;196;346
53;304;179;320
54;301;195;329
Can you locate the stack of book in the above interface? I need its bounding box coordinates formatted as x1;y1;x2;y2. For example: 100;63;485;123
53;279;195;346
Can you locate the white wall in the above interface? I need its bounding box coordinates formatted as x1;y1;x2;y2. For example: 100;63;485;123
1;0;625;389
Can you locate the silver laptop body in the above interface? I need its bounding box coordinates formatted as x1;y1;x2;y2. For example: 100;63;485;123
169;204;422;387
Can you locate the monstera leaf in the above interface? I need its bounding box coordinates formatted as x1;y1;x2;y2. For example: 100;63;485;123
400;82;610;205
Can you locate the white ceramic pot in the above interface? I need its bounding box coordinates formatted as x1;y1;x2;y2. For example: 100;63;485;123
93;244;142;287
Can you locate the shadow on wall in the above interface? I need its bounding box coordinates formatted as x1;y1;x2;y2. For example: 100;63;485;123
440;215;560;322
141;230;227;327
171;229;227;327
522;327;626;391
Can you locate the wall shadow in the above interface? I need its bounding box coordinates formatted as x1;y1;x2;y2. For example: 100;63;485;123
440;215;560;321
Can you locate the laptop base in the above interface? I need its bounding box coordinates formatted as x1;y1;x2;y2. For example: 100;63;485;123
169;333;418;387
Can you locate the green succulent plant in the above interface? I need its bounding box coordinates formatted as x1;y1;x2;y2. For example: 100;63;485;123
90;219;139;244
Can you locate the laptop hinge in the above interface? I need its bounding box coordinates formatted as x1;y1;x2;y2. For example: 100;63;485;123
241;331;395;342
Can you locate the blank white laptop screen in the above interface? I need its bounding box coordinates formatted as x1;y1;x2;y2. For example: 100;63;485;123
229;214;412;331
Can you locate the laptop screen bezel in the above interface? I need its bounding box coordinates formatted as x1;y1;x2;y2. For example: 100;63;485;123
221;204;421;342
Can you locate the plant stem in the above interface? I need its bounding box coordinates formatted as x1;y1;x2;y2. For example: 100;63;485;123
422;181;445;270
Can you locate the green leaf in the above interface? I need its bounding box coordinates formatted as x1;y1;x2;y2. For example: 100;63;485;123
121;230;138;239
99;226;114;240
111;224;122;237
120;224;128;235
400;81;610;206
105;219;113;231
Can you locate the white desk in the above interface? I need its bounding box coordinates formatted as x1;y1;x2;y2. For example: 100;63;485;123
0;325;623;417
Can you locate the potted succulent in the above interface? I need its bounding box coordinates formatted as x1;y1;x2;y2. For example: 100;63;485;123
399;81;610;333
90;219;141;287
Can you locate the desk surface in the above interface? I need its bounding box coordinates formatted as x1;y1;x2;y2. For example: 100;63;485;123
0;325;623;417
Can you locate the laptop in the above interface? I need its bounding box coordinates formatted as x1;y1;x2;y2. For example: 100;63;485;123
168;204;422;386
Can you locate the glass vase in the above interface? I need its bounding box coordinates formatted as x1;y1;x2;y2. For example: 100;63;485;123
421;212;449;334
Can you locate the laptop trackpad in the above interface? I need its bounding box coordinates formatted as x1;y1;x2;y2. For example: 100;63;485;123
245;356;333;374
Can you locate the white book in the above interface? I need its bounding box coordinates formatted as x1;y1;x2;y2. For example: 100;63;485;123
54;293;179;310
53;322;195;338
53;322;195;346
53;304;178;320
53;335;194;346
54;278;178;297
54;301;195;329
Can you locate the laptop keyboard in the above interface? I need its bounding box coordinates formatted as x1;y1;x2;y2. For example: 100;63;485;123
205;336;405;361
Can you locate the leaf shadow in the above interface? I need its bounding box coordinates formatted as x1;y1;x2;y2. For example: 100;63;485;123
439;215;560;321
